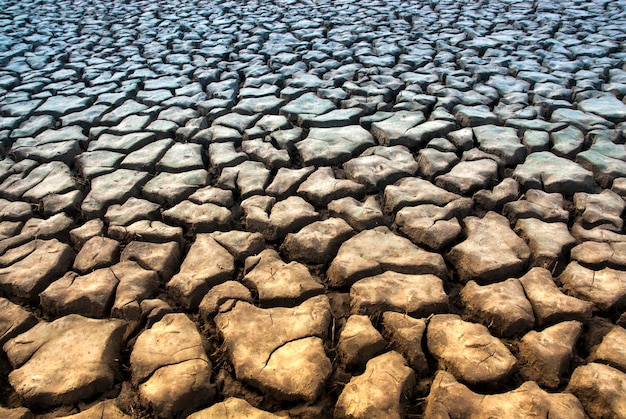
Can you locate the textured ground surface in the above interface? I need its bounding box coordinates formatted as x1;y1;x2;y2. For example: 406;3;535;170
1;0;626;417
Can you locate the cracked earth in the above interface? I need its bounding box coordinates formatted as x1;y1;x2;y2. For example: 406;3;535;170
1;0;626;417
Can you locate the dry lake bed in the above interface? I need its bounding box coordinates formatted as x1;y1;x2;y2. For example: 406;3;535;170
1;0;626;417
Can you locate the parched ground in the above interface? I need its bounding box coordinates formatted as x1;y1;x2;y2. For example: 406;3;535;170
1;0;626;417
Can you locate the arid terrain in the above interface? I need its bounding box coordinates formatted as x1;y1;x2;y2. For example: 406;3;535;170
1;0;626;417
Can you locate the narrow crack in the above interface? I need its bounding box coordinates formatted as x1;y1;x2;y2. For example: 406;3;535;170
261;335;321;370
136;356;211;386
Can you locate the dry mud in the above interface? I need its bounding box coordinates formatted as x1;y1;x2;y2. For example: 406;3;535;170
1;0;626;418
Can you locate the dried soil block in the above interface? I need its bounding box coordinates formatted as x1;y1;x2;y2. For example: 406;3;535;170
73;236;120;274
0;298;37;347
337;315;386;369
198;281;253;321
566;363;626;419
460;279;535;337
167;235;235;309
242;249;324;306
81;169;149;218
425;370;586;418
427;314;517;385
514;218;576;271
381;312;429;375
588;325;626;373
188;398;282;419
327;196;384;231
328;226;448;288
559;262;626;312
351;271;448;317
281;218;354;264
395;199;471;250
334;351;416;419
215;296;332;401
242;195;320;241
519;267;593;327
0;239;74;303
295;125;375;166
513;151;598;195
447;212;530;284
131;313;214;418
120;241;180;282
4;315;125;408
517;321;583;389
343;145;418;192
571;241;626;270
